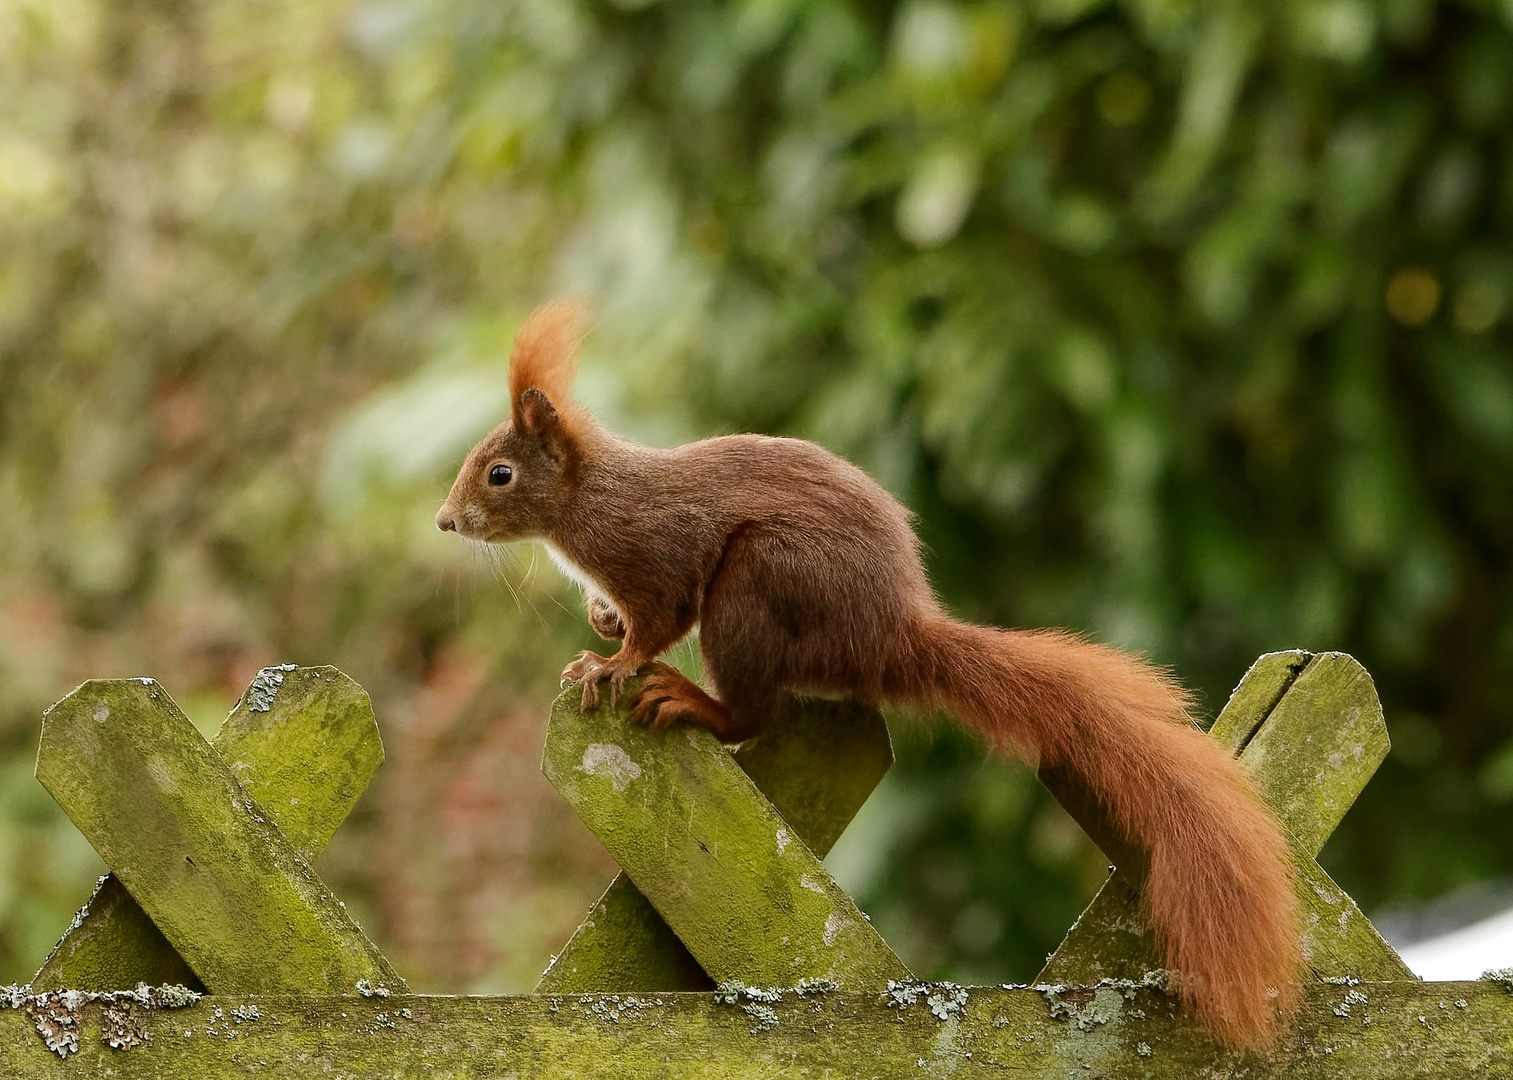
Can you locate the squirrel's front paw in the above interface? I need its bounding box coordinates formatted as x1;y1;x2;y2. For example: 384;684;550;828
560;651;601;685
561;651;609;697
562;651;636;709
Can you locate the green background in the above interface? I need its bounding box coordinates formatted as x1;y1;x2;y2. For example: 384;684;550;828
1;0;1510;991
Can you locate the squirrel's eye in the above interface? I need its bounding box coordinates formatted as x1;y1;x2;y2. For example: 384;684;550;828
488;463;513;486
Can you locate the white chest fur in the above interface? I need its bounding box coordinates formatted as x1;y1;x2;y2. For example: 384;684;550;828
543;542;608;600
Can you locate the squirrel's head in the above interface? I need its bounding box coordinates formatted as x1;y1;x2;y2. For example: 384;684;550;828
436;299;587;543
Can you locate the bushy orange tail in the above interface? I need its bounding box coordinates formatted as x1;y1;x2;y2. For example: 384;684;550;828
895;617;1299;1048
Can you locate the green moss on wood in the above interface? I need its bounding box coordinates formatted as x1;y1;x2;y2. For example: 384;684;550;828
538;697;895;994
215;665;385;859
1208;650;1312;754
32;667;385;992
541;684;908;990
30;876;201;995
1039;872;1158;987
727;697;895;857
1294;858;1413;982
34;677;402;995
3;982;1508;1078
539;875;710;994
1239;652;1391;859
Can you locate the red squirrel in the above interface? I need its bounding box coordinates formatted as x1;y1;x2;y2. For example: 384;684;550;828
437;300;1299;1048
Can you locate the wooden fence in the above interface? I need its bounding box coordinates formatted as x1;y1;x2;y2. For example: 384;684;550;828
2;651;1510;1077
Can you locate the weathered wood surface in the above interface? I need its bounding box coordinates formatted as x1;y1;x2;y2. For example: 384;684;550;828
542;685;910;989
1237;653;1392;858
538;696;895;993
1208;649;1312;753
34;675;403;995
33;666;386;992
31;876;197;994
214;665;387;859
4;981;1510;1078
1040;651;1413;986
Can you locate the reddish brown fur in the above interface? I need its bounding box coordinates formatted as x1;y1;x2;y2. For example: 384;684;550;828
438;303;1301;1048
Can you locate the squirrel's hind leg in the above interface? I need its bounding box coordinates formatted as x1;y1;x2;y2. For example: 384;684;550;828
630;662;769;744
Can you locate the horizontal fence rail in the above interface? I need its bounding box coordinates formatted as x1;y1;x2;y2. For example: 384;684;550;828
4;982;1512;1077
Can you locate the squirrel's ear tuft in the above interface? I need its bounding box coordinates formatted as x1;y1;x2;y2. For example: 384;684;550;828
517;387;572;463
508;298;586;430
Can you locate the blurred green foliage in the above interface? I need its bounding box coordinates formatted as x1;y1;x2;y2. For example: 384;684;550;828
2;0;1512;991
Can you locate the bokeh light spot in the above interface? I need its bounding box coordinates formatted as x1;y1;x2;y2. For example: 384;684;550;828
1385;266;1441;327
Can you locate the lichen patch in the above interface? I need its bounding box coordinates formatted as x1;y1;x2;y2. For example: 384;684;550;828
4;983;201;1058
245;663;298;712
578;743;642;791
822;913;852;946
885;981;969;1021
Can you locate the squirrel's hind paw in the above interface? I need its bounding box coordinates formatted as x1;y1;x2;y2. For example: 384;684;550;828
629;663;731;736
628;666;684;731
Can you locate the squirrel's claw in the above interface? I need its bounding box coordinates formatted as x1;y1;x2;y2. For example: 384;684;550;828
581;665;610;710
561;652;591;684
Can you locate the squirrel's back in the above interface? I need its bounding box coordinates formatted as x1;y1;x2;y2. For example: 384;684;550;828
569;431;934;603
668;434;916;532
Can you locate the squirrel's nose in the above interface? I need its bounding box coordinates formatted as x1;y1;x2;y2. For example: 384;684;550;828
436;507;458;532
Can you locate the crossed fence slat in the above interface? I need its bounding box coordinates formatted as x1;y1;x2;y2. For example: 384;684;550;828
537;695;896;992
33;670;403;995
541;687;910;988
1040;651;1413;986
33;666;386;991
7;649;1510;1079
